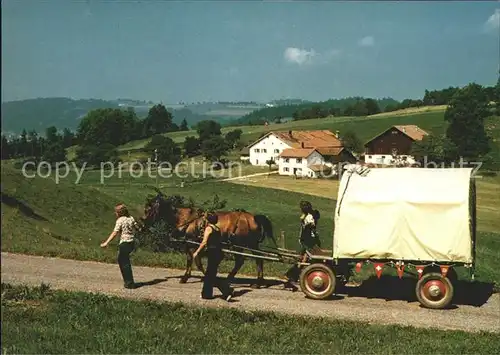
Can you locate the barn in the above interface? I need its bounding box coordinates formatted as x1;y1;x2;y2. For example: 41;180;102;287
363;125;428;166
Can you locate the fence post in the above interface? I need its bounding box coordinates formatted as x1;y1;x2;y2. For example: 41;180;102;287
280;230;286;250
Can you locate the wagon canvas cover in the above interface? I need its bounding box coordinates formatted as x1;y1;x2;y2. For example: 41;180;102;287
333;167;475;263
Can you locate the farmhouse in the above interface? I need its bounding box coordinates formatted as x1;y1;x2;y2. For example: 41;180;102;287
245;130;356;177
363;125;428;166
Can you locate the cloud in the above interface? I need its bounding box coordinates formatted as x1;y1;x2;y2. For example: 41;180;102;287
284;47;317;65
283;47;341;65
358;36;375;47
484;8;500;32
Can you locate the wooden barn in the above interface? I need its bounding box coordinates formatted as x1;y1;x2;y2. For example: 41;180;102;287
363;125;428;166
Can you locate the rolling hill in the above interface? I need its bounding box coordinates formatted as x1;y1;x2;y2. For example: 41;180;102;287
0;98;266;136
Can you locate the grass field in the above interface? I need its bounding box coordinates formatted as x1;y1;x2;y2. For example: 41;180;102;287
2;283;499;354
117;108;449;151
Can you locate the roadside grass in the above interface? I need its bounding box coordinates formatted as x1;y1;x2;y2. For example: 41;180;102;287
2;283;499;354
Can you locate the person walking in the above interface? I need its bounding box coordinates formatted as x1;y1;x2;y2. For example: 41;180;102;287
100;203;139;289
284;200;321;290
193;213;234;301
298;200;321;262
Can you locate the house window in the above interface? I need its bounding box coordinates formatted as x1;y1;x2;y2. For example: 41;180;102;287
256;159;258;164
284;158;289;163
284;167;289;172
262;149;267;153
254;149;260;153
296;158;302;164
381;156;386;159
274;149;279;153
368;155;372;159
391;130;398;134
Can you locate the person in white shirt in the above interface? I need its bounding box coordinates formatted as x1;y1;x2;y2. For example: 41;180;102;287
100;204;139;289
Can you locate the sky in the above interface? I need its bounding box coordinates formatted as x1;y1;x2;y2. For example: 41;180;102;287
2;0;500;103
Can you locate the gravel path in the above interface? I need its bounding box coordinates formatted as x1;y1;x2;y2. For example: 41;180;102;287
221;171;278;181
2;252;499;334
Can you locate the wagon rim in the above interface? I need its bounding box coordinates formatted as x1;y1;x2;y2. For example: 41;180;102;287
299;263;336;300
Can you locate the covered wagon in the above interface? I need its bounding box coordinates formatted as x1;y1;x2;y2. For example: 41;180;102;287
299;166;477;309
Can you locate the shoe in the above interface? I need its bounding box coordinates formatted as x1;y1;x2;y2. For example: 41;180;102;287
224;289;234;302
201;295;214;300
124;283;136;289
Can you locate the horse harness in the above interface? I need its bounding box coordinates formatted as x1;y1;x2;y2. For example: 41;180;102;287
176;210;244;242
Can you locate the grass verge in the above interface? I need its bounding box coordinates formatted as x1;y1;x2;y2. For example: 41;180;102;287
2;283;499;354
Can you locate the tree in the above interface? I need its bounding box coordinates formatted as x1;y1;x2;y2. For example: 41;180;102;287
364;99;381;115
1;135;10;160
77;108;138;146
75;144;119;167
45;126;60;144
341;130;363;154
142;104;175;136
42;141;66;164
200;136;229;162
225;129;242;149
183;136;201;157
444;83;491;161
411;134;457;165
265;158;275;173
19;129;28;157
196;120;221;142
179;118;189;131
144;135;181;165
495;77;500;116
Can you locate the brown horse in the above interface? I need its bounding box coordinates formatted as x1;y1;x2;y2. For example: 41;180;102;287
140;193;277;287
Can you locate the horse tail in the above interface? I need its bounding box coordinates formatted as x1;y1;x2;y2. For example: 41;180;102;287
254;214;277;247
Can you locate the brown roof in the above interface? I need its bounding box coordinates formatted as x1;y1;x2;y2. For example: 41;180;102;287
316;147;344;156
364;125;429;146
248;130;344;150
393;125;429;141
278;148;317;158
272;130;343;148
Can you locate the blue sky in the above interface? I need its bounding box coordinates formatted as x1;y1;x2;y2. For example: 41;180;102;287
2;0;499;103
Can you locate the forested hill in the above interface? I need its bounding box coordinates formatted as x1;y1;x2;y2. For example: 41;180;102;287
230;97;400;126
1;98;212;135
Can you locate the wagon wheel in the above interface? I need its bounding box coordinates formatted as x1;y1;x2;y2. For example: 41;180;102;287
299;263;336;300
415;272;454;309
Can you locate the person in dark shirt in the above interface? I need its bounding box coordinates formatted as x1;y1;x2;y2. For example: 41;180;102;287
193;213;234;301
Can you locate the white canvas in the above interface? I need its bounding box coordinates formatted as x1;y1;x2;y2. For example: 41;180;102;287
333;167;474;263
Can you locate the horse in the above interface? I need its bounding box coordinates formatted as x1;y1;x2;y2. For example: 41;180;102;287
139;193;277;288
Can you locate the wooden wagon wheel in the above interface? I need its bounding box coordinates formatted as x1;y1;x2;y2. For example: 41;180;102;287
299;263;336;300
415;272;454;309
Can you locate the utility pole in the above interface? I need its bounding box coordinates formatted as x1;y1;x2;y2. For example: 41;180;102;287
128;150;131;188
154;148;158;189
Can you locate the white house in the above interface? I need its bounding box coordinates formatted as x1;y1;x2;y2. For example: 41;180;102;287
248;133;292;166
278;148;334;178
244;129;357;177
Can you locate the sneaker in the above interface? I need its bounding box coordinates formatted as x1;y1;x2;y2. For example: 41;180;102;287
124;283;136;289
225;293;232;302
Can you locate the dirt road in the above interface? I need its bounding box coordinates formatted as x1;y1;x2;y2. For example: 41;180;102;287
2;252;499;334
